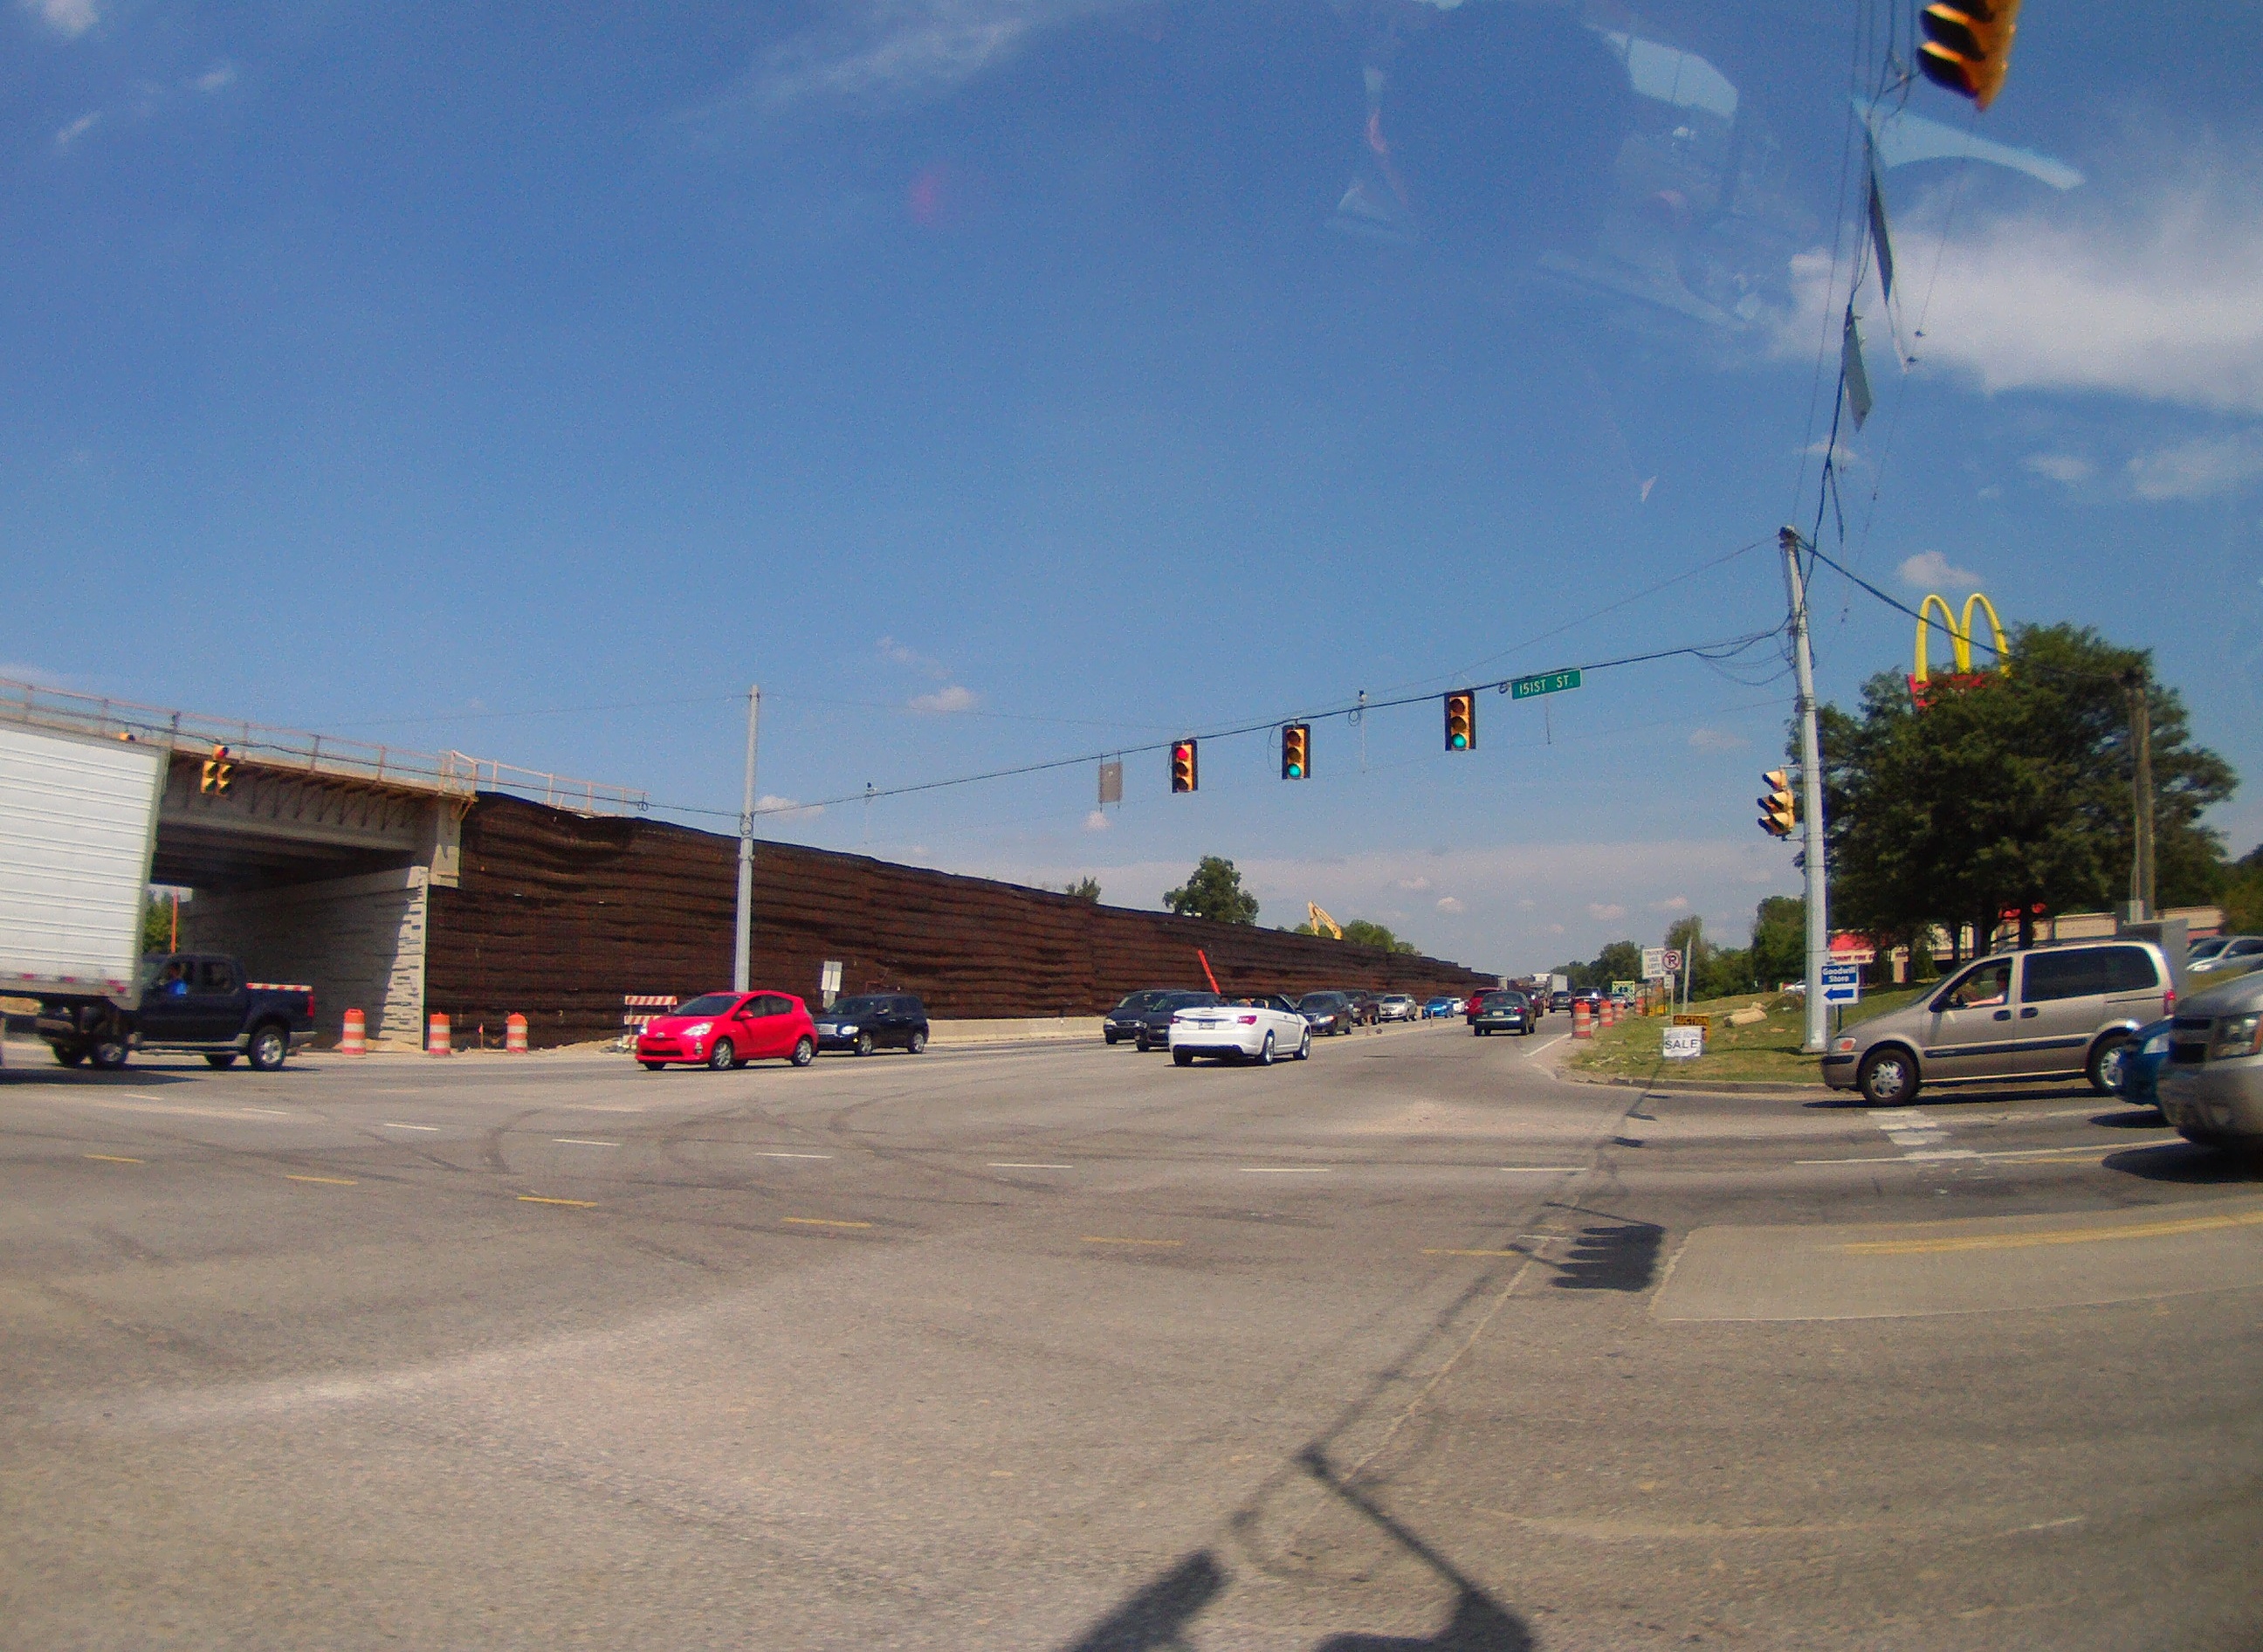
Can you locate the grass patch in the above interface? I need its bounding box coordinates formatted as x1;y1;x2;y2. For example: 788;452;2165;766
1564;985;1929;1086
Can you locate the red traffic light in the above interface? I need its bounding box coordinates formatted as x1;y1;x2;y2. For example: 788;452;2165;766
1170;740;1199;794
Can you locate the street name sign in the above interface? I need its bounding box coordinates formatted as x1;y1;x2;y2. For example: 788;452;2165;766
1820;963;1861;1005
1510;669;1583;700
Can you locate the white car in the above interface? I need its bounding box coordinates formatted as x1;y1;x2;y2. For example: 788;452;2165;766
1170;995;1312;1065
1376;995;1419;1022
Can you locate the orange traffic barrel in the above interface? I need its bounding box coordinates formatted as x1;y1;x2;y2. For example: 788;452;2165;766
1572;1000;1593;1039
340;1008;367;1056
506;1013;528;1054
1601;999;1616;1027
427;1013;451;1056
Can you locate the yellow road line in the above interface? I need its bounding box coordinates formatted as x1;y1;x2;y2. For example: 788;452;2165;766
285;1174;358;1186
518;1194;597;1208
1424;1248;1525;1257
83;1153;143;1164
781;1216;871;1229
1843;1207;2263;1256
1080;1236;1182;1247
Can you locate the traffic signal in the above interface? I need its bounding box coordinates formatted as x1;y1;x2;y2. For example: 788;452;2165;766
200;744;235;795
1280;723;1310;780
1757;768;1796;837
1443;691;1475;752
1170;739;1199;794
1918;0;2021;110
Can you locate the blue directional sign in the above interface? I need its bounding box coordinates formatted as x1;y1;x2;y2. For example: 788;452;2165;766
1819;963;1861;1005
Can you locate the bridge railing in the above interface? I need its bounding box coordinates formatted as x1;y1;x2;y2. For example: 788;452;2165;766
0;677;647;816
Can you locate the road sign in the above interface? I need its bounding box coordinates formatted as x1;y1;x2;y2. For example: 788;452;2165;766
1662;1026;1703;1059
1661;948;1683;974
1510;669;1582;700
1820;963;1861;1005
1641;947;1665;979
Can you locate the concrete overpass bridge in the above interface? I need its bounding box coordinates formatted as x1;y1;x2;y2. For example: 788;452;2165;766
3;679;643;1048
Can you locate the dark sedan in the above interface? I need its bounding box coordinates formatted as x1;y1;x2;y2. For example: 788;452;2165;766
1105;988;1221;1051
1297;991;1358;1036
814;993;930;1056
1468;989;1535;1036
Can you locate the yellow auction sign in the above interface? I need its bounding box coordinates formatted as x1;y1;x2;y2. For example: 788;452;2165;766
1909;591;2008;706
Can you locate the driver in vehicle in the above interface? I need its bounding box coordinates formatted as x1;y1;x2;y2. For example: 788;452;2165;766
1944;962;2009;1009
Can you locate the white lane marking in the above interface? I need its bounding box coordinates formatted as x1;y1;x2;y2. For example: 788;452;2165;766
243;1107;293;1116
753;1151;831;1160
1238;1167;1332;1174
379;1122;441;1132
988;1162;1074;1170
1797;1139;2166;1166
552;1138;619;1147
1524;1034;1569;1057
1497;1166;1583;1173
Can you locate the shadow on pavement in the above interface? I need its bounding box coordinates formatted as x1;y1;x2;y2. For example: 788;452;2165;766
1058;1551;1228;1652
1548;1221;1664;1292
2090;1105;2168;1128
2103;1142;2263;1183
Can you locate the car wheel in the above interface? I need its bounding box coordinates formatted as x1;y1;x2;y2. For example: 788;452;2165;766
907;1030;927;1055
205;1052;237;1070
2086;1035;2132;1097
246;1023;288;1071
1104;1031;1118;1045
707;1038;736;1072
639;1060;666;1072
52;1044;86;1068
90;1036;130;1070
1256;1031;1276;1066
791;1036;815;1067
1173;1049;1194;1066
854;1032;874;1057
1136;1032;1152;1053
1294;1029;1310;1061
1857;1047;1919;1106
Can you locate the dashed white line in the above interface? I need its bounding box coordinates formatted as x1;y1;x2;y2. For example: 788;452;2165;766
553;1138;619;1147
988;1162;1074;1170
380;1122;440;1132
243;1107;293;1117
1524;1034;1570;1057
753;1151;832;1160
1497;1166;1582;1173
1238;1167;1332;1174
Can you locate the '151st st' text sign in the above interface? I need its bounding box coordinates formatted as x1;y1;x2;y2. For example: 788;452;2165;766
1510;669;1583;700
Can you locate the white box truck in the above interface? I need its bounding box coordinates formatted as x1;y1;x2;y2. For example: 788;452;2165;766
0;722;166;1066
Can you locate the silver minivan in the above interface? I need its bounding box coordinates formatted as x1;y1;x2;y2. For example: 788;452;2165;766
1820;941;2174;1105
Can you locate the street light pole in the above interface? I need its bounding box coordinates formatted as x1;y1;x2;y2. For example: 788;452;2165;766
733;685;760;994
1781;527;1830;1055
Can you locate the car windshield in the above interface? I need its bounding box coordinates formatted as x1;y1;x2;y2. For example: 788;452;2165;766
830;997;888;1016
1113;992;1161;1013
671;994;739;1019
1298;995;1342;1010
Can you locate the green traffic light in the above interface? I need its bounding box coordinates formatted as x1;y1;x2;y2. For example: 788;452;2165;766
1287;762;1303;778
1450;733;1467;749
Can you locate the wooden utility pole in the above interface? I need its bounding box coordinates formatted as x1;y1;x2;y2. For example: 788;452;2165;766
2125;666;2155;917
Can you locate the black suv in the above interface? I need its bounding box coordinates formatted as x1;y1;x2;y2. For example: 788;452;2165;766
815;993;930;1056
1105;988;1221;1052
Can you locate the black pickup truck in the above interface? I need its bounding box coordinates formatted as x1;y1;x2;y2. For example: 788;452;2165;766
40;953;317;1071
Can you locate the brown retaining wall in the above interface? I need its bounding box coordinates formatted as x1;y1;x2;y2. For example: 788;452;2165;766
426;795;1497;1047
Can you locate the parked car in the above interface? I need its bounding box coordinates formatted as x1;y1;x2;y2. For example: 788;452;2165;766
1468;988;1534;1036
2187;936;2233;964
1376;994;1419;1022
1108;988;1221;1051
1421;995;1458;1019
636;991;817;1070
2185;935;2263;981
1298;992;1358;1036
1821;940;2174;1105
1169;994;1311;1065
2119;1016;2174;1111
815;993;929;1056
38;952;315;1072
2156;974;2263;1149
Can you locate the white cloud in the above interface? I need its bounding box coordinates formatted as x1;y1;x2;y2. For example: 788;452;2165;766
1587;902;1627;923
53;110;100;150
1545;923;1567;937
191;62;236;93
754;794;823;819
1082;809;1110;833
2023;453;2094;485
1688;728;1747;754
2127;430;2263;500
24;0;97;38
1897;549;1982;591
1783;167;2263;415
1393;876;1433;891
1434;896;1465;914
1652;896;1690;912
750;0;1106;113
908;684;978;713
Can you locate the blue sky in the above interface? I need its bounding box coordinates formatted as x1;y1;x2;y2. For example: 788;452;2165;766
8;0;2261;975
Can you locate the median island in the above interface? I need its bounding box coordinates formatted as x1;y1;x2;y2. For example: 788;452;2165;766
1563;986;1925;1087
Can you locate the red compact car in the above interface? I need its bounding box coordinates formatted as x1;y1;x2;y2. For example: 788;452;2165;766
636;990;817;1071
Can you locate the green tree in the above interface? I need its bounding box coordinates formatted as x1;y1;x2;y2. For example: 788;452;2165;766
1591;940;1643;987
2220;846;2263;933
1162;856;1260;925
1820;624;2233;959
1045;877;1102;902
141;891;175;956
1339;918;1418;954
1749;896;1804;989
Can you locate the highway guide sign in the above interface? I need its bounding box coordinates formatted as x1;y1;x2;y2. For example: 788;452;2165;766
1820;963;1861;1005
1510;668;1582;700
1661;1025;1704;1059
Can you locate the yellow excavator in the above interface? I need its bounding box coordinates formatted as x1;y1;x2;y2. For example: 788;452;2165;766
1305;902;1343;940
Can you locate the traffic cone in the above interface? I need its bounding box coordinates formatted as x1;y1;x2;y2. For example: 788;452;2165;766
506;1013;527;1054
427;1013;451;1057
1573;1001;1593;1039
340;1009;367;1056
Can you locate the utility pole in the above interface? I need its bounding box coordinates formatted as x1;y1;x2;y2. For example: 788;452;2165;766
1780;527;1830;1055
733;685;760;993
2125;666;2155;918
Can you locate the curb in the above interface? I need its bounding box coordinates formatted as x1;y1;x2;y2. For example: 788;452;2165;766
1562;1070;1830;1097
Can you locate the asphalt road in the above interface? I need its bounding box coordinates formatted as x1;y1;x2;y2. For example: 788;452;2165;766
3;1016;2258;1651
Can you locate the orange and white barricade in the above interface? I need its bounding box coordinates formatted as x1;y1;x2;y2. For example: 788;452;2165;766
427;1013;451;1056
506;1014;528;1054
1572;1001;1593;1039
340;1009;368;1055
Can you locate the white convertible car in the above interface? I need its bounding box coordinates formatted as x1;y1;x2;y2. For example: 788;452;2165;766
1169;995;1312;1065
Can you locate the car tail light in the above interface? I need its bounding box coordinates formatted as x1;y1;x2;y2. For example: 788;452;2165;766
2164;987;2175;1015
1236;1015;1258;1025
